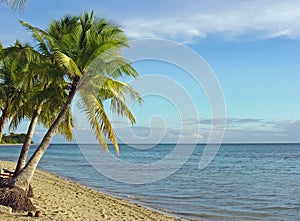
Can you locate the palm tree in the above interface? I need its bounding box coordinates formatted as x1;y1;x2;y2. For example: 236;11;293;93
0;43;25;143
0;49;10;143
0;0;27;12
3;41;73;175
1;11;141;212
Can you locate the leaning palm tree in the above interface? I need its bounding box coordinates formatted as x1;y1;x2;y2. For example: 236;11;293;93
1;11;141;212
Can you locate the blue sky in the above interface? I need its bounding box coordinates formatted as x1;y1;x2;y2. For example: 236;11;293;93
1;0;299;143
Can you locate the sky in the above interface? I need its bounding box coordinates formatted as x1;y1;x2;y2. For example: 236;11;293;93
0;0;299;143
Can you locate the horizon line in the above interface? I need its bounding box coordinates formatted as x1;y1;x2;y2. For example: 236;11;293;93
46;142;300;145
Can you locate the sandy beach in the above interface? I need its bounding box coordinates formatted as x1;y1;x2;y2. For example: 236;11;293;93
0;160;182;221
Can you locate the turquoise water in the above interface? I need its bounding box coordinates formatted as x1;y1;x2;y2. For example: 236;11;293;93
0;143;299;220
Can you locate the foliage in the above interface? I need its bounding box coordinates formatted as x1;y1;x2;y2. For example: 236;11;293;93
1;133;33;144
20;11;142;153
4;41;74;141
0;10;142;213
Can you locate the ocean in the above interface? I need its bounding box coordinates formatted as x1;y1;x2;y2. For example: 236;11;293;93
0;143;299;221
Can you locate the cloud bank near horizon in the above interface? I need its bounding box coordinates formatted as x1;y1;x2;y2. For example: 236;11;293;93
121;0;300;43
39;118;299;144
114;118;300;144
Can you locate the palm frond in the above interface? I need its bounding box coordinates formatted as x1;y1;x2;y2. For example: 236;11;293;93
19;21;51;57
100;78;142;123
57;106;73;141
54;51;82;78
1;0;27;12
79;91;119;154
79;93;109;151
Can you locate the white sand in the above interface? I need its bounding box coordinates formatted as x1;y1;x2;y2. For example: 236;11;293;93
0;160;183;221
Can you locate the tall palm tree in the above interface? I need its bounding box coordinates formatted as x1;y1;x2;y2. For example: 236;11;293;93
2;11;141;212
0;0;27;12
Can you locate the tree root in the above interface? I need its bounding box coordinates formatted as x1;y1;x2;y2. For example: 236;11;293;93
0;187;36;212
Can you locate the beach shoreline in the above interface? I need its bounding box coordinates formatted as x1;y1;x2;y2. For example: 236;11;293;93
0;160;183;221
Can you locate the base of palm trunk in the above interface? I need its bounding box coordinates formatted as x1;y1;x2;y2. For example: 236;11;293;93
0;187;36;212
27;184;34;197
0;177;9;188
0;177;34;198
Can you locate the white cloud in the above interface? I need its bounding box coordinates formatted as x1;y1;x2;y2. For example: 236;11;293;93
121;0;300;42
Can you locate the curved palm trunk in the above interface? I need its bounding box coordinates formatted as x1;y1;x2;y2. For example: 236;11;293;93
0;109;8;143
7;82;78;191
14;106;42;175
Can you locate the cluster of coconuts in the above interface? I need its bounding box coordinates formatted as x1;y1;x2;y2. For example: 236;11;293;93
28;210;42;217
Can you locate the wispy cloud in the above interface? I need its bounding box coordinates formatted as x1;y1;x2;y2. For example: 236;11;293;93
184;117;263;126
223;120;300;143
111;118;300;143
121;0;300;42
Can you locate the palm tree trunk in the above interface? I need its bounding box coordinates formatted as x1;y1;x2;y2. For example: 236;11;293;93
7;82;78;191
0;109;8;143
14;106;42;175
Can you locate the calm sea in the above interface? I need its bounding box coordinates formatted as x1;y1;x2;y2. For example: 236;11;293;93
0;143;299;221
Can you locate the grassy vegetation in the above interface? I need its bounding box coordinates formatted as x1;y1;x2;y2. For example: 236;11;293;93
0;133;33;144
